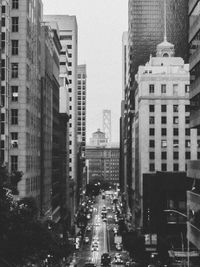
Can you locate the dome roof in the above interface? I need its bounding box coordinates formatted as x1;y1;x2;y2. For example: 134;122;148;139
157;40;174;48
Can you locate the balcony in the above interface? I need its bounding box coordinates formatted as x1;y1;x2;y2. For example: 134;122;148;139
189;15;200;43
189;0;199;15
187;222;200;250
187;160;200;179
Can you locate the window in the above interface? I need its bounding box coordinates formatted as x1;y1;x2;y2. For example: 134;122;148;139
198;152;200;159
149;84;154;94
149;105;154;112
11;40;19;55
149;152;155;160
161;105;167;112
173;117;179;124
198;129;200;136
11;155;18;172
149;128;155;136
149;163;155;172
173;140;179;148
185;116;190;124
11;109;18;125
2;17;5;27
185;128;190;136
185;152;191;160
173;84;178;95
12;0;19;9
162;151;167;160
173;151;179;160
60;35;72;40
185;85;190;94
11;63;18;78
11;132;18;148
161;163;167;171
173;164;179;171
161;140;167;148
149;116;155;124
11;86;18;102
149;140;155;148
161;128;167;136
197;140;200;148
12;17;19;32
161;84;166;94
161;116;167;124
185;105;190;112
173;105;178;112
173;128;179;136
2;5;5;13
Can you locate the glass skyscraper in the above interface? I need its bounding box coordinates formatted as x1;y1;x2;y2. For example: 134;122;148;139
128;0;188;81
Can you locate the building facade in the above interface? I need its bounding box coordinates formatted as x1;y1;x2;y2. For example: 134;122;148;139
0;0;43;207
132;40;196;230
89;129;108;147
187;0;200;253
44;15;78;224
86;146;120;185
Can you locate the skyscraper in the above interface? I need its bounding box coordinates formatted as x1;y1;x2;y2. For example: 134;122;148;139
128;0;188;88
44;15;78;224
0;0;43;206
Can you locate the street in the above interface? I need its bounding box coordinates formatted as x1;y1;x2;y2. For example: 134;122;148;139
74;193;129;267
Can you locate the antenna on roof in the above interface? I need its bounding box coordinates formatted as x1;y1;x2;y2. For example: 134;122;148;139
164;0;167;42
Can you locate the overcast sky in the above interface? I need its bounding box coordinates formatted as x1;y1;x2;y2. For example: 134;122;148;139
42;0;128;143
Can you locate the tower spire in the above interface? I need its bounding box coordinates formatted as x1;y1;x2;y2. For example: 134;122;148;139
164;0;167;42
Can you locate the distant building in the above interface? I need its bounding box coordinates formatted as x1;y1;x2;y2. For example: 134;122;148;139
102;110;111;143
85;146;119;185
132;38;196;230
89;129;108;147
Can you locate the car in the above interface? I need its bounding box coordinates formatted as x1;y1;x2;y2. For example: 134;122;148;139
103;217;107;222
84;236;90;244
101;253;111;266
116;243;122;251
91;244;98;251
86;225;92;231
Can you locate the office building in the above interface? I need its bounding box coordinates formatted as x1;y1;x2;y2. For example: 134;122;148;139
85;146;120;185
132;38;196;230
0;0;43;207
44;15;78;223
187;0;200;253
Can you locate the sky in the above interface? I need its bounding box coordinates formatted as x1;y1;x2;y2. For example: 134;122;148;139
42;0;128;143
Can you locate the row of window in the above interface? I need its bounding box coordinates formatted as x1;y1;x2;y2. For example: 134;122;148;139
149;139;196;148
149;151;191;160
1;1;18;13
149;163;180;172
149;84;189;94
149;128;191;136
149;116;190;125
149;104;190;113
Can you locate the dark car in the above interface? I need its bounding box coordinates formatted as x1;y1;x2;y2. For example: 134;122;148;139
101;253;111;266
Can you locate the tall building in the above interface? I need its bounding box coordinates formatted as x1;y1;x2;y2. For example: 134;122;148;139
122;0;189;223
0;0;43;207
187;0;200;253
77;64;87;195
77;64;86;149
132;39;194;229
44;15;78;224
122;31;128;99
